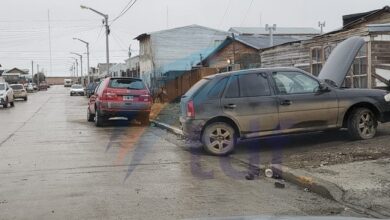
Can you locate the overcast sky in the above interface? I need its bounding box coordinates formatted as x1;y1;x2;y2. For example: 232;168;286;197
0;0;389;76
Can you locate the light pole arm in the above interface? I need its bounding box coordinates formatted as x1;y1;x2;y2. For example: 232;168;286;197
80;5;108;19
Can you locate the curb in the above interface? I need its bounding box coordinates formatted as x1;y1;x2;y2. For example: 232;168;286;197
269;164;344;201
150;120;343;201
150;120;183;136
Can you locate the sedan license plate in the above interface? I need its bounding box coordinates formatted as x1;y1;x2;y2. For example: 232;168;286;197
123;96;133;101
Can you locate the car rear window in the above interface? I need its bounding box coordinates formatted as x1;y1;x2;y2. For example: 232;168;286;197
109;78;145;90
72;85;83;89
183;78;210;98
11;85;23;90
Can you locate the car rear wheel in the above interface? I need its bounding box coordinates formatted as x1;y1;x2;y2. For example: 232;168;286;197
3;98;8;108
202;122;236;156
348;108;377;140
87;109;95;122
24;97;28;101
94;109;105;127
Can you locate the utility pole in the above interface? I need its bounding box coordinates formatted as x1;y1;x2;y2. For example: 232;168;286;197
31;61;34;83
81;5;110;77
48;10;53;76
265;24;277;47
71;52;83;85
318;21;326;34
73;38;90;84
37;64;40;87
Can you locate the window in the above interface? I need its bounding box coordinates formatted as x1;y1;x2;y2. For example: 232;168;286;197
239;73;270;97
11;85;23;90
109;78;145;90
224;76;239;98
272;71;319;94
343;44;368;88
208;77;228;99
0;84;5;90
311;47;323;76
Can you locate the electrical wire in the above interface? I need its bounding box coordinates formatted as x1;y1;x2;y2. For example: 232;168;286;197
110;0;138;25
240;0;255;26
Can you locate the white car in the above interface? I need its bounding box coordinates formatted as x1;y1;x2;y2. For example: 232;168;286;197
0;82;15;108
10;84;28;101
70;84;85;96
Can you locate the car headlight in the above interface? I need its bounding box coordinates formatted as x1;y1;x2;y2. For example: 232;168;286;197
385;93;390;102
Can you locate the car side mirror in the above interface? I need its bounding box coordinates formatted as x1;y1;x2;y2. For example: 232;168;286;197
318;82;330;92
6;87;9;91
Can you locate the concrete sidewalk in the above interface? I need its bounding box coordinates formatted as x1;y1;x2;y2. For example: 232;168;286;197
304;158;390;217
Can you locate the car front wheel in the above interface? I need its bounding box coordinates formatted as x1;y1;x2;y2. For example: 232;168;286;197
3;98;8;108
348;108;377;140
202;122;236;156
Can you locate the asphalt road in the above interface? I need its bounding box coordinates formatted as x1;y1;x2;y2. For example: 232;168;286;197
0;86;366;219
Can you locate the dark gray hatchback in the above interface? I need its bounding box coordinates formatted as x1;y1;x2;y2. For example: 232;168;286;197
180;37;390;156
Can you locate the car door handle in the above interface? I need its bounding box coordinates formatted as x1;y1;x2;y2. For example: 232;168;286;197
224;104;237;109
280;100;292;106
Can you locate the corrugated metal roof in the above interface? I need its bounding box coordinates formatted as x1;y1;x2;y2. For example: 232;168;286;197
229;27;321;35
235;35;311;50
135;24;227;40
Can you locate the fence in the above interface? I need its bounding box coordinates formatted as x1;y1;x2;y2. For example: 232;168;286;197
160;67;218;102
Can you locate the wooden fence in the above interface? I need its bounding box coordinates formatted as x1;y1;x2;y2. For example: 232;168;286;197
161;67;218;102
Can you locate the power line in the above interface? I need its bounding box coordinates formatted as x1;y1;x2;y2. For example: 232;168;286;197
110;0;138;24
240;0;255;26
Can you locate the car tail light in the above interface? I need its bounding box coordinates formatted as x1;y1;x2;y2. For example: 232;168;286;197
102;91;117;100
140;94;151;102
187;100;195;118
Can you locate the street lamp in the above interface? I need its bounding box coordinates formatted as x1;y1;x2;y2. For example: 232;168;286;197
71;52;83;85
70;57;78;78
80;5;110;77
73;38;90;84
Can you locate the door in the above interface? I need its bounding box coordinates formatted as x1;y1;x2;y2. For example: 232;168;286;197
271;71;338;132
221;72;279;135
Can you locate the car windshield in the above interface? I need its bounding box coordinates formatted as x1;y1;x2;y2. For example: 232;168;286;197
71;85;83;89
109;78;145;90
10;85;23;90
0;84;5;90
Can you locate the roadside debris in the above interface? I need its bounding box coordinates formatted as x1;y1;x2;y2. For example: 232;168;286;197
265;169;273;178
274;181;285;189
245;173;255;180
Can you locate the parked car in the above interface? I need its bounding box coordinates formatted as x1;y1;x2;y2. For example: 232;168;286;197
86;82;98;98
32;83;38;91
39;81;48;91
70;84;85;96
87;77;152;127
0;82;15;108
10;84;27;101
180;37;390;156
26;83;34;93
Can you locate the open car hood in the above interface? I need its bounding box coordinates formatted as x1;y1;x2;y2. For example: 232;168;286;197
318;36;365;88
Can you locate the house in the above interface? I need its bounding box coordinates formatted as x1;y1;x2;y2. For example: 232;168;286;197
2;67;30;84
125;55;140;78
135;24;228;89
229;27;320;40
260;6;390;88
200;34;314;72
97;63;116;78
109;63;128;77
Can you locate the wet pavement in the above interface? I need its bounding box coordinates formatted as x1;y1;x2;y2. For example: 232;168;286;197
0;86;365;219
